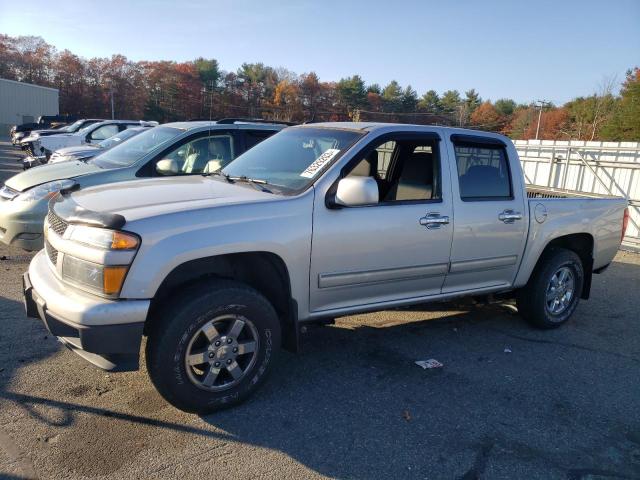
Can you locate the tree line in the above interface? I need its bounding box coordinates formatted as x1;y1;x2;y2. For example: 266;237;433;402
1;35;638;141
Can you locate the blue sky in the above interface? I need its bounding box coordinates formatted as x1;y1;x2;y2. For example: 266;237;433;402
1;0;638;104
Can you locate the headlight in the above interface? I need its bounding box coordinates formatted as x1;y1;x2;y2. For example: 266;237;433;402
0;184;19;200
16;179;76;202
62;255;128;296
68;226;139;250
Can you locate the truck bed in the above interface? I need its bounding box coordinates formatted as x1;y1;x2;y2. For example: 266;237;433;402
526;185;621;200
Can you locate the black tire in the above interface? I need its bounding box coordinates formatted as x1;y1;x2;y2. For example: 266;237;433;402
516;247;584;329
145;279;281;414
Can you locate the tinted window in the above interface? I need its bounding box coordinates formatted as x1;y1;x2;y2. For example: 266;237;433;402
454;144;511;200
245;130;276;150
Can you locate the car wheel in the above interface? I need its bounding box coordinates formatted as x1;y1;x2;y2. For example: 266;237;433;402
517;247;584;329
146;279;281;413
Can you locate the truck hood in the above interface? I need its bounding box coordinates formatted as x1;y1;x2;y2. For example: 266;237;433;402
68;176;274;222
4;161;102;192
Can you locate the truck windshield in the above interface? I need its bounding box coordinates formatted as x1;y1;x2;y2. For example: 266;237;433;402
92;126;183;169
221;127;364;193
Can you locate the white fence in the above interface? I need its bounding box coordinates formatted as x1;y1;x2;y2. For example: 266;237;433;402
513;140;640;251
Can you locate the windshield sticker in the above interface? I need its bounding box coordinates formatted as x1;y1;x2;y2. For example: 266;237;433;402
300;149;340;178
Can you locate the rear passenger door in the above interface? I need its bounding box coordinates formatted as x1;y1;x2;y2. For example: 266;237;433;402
442;134;527;293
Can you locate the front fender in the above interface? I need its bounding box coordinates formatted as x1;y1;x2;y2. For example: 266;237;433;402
119;194;314;317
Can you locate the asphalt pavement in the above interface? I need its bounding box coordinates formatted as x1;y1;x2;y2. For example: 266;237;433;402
0;140;639;479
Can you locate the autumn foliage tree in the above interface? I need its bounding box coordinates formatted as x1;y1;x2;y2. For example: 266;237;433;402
470;101;503;129
0;34;637;140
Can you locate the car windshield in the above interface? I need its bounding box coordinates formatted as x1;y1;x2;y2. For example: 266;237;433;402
92;126;183;169
97;128;142;149
221;127;364;193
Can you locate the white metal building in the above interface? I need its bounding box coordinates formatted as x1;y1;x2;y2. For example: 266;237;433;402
0;78;59;136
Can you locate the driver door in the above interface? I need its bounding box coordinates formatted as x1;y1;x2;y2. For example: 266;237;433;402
309;134;453;312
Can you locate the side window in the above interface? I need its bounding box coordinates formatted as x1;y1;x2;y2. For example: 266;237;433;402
346;138;440;204
89;124;119;141
245;130;275;150
454;144;512;200
163;134;234;175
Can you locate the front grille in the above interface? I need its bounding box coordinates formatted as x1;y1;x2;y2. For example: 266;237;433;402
47;210;68;237
45;241;58;265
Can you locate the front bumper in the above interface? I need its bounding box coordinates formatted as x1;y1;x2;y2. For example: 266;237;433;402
0;197;47;250
23;251;150;371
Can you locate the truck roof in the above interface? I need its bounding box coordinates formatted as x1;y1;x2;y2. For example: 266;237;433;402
163;120;290;131
301;122;511;143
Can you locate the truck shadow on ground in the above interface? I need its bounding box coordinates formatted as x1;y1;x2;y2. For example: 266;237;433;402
2;258;639;479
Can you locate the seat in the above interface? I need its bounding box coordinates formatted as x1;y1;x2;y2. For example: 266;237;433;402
459;165;508;198
385;152;433;201
181;139;210;174
182;138;232;174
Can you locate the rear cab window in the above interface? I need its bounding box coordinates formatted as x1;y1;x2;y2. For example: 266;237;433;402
453;141;512;200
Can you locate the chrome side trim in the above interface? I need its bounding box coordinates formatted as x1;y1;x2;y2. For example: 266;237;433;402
318;263;449;289
449;255;518;274
307;283;511;318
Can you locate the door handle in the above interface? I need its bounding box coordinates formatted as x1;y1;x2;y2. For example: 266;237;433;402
499;209;522;223
419;212;450;229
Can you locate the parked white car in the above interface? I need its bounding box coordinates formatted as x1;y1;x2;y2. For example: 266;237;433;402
48;126;154;164
22;120;158;158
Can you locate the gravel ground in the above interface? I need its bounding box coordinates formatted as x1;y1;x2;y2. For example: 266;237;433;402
0;140;639;479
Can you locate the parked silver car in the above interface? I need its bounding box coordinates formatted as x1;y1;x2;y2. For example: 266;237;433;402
0;120;286;250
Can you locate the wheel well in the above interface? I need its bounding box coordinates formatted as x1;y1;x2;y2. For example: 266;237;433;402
537;233;594;299
146;252;298;351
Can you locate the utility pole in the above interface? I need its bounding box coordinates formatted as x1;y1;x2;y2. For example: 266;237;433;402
534;100;550;140
110;86;115;120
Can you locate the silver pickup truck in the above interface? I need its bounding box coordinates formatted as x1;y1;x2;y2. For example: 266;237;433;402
23;123;629;413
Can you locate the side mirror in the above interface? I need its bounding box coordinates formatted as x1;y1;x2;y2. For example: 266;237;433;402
333;177;379;207
156;158;179;175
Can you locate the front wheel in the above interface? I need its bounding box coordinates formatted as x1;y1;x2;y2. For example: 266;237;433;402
146;280;281;413
517;247;584;329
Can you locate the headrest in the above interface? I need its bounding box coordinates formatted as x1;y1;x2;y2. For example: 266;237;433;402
399;152;433;183
350;149;379;176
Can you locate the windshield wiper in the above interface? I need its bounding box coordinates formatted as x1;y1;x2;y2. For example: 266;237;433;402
203;171;233;182
229;175;272;193
204;172;273;193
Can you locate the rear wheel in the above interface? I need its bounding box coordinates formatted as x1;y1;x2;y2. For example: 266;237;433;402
146;279;281;413
517;247;584;329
